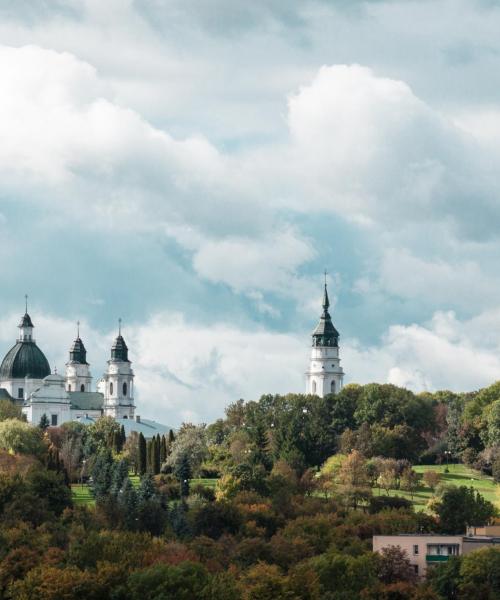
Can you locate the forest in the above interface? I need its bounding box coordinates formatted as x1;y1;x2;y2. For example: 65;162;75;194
1;381;500;599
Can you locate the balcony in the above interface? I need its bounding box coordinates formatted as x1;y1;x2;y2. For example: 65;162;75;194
426;555;450;562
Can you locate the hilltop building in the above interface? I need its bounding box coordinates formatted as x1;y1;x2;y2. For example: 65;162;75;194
305;281;344;397
0;304;169;437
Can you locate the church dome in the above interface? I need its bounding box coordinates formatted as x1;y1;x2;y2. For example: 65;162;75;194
0;341;51;380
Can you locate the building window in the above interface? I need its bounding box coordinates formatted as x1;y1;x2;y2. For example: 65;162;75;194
413;545;419;555
18;388;24;399
123;382;127;396
68;384;72;391
312;381;316;394
110;382;114;395
331;380;336;393
413;565;419;575
51;414;58;426
80;384;85;392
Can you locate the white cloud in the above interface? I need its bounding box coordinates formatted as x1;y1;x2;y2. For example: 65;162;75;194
344;310;500;393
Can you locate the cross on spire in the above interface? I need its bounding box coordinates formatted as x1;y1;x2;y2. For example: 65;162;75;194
324;269;328;286
118;318;122;336
25;294;28;313
77;320;80;338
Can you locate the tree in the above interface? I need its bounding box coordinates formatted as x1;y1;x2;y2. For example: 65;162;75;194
0;399;22;422
110;459;129;496
166;424;207;477
118;477;138;530
174;451;192;497
91;449;114;499
138;472;156;501
138;433;147;475
38;414;50;430
377;546;417;584
153;435;161;474
436;486;497;534
0;419;45;456
459;547;500;599
400;468;419;500
160;435;167;464
423;470;441;491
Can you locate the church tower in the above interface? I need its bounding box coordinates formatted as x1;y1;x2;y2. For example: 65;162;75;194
101;320;135;419
65;323;92;393
305;278;344;397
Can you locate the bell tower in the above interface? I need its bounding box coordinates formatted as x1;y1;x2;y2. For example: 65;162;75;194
101;319;135;419
305;274;344;397
65;322;92;393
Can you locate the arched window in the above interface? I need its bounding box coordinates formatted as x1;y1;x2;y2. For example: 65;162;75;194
312;380;317;394
80;384;85;392
68;384;71;392
110;382;114;395
331;380;336;394
123;382;127;396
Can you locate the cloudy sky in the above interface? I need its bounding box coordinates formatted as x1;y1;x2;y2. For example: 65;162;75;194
1;0;500;425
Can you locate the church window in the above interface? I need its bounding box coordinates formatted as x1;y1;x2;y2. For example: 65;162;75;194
331;380;336;393
110;382;114;395
68;384;72;391
80;384;85;392
312;381;317;394
18;388;24;399
123;382;127;396
51;414;58;426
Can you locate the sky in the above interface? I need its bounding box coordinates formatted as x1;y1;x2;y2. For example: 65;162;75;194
1;0;500;425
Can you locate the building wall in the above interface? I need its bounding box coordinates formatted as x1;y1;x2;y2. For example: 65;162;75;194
306;345;344;397
373;535;463;578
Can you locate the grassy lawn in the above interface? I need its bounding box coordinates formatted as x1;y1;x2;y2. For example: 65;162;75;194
70;475;219;507
71;483;95;507
377;464;500;511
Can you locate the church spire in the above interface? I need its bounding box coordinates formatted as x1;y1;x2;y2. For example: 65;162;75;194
311;275;339;348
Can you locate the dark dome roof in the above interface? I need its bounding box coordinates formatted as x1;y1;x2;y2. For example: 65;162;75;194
111;335;129;362
0;341;51;380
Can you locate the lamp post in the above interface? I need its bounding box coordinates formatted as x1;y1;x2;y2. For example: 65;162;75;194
444;450;451;472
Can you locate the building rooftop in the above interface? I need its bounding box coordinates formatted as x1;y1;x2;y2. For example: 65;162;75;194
74;415;173;439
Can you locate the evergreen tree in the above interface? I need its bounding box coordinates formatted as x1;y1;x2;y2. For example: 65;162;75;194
120;424;126;448
91;448;114;499
147;440;153;473
174;451;192;497
168;501;191;537
138;472;156;501
160;435;167;464
138;432;147;475
118;477;138;530
38;414;50;430
111;430;121;454
168;429;175;447
110;459;129;496
153;435;161;474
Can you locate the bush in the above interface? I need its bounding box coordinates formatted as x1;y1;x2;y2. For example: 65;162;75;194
369;496;413;514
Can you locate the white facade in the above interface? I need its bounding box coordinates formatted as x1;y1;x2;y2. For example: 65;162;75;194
306;345;344;397
101;352;135;419
22;373;72;427
1;377;43;402
66;362;92;393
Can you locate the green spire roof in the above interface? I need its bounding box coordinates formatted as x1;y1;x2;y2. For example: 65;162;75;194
311;283;339;347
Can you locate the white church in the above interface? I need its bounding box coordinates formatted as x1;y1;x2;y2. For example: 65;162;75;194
0;304;169;438
0;282;343;434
